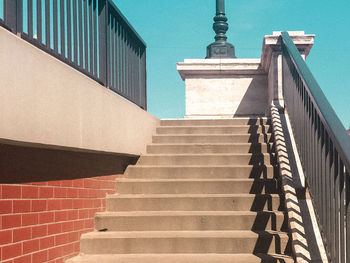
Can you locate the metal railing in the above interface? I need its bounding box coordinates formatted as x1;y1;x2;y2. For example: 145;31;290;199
0;0;147;109
281;31;350;263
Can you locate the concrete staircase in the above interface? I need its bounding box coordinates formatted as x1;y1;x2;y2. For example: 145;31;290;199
67;118;294;263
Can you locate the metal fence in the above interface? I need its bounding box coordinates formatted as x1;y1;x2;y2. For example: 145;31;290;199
0;0;147;109
281;31;350;263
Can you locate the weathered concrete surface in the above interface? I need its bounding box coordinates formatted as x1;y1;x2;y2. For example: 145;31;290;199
0;27;159;156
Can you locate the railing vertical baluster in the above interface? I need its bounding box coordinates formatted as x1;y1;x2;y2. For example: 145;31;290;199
98;0;107;85
335;151;340;262
110;15;115;89
44;0;50;48
67;0;72;60
88;0;93;73
28;0;33;37
53;0;58;52
37;0;42;43
340;160;345;263
83;0;88;69
78;0;83;66
72;0;77;63
93;0;97;77
4;0;19;33
60;0;65;56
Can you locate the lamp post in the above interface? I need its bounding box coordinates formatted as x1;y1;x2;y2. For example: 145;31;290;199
206;0;236;58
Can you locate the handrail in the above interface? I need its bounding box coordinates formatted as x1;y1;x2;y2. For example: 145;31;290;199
281;31;350;262
0;0;147;109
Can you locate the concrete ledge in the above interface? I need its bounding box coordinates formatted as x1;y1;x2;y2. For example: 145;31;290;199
0;27;159;156
177;59;264;80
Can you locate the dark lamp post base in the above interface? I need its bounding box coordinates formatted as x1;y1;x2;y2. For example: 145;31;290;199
206;42;236;59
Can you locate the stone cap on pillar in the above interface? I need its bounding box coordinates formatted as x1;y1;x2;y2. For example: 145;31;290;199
177;59;264;81
261;31;315;72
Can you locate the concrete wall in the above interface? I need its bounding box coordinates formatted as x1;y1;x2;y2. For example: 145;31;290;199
0;27;159;156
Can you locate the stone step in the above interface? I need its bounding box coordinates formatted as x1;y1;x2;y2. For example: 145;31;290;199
160;118;271;126
79;231;292;255
137;153;275;166
156;125;272;135
125;165;277;179
115;178;281;194
94;211;288;232
152;134;273;144
146;143;274;154
66;253;294;263
106;194;284;212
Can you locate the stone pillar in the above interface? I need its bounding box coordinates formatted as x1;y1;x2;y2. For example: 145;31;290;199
261;31;314;113
177;31;315;119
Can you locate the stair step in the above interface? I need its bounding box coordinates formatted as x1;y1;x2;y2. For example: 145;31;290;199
156;125;272;135
152;134;273;144
94;211;288;231
66;253;294;263
147;143;274;154
160;118;271;126
137;154;275;166
80;231;292;255
115;178;281;194
125;165;277;179
106;194;284;212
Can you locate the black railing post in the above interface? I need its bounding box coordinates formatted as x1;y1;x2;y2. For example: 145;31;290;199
98;0;108;86
3;0;22;34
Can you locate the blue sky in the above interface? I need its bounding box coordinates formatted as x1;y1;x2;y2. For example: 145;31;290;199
114;0;350;129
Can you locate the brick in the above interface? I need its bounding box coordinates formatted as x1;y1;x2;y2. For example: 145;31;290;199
68;231;79;243
39;187;54;198
62;243;74;255
14;255;31;263
54;211;67;222
55;258;64;263
66;188;78;198
0;200;12;214
61;199;73;210
73;220;84;231
84;179;98;189
23;239;39;254
48;199;62;211
48;246;62;260
32;250;47;263
22;213;39;226
72;199;83;209
47;181;61;187
54;188;67;198
39;212;55;224
40;236;55;250
67;210;78;220
2;214;21;229
0;230;12;245
22;186;39;199
72;179;84;188
1;243;22;260
74;241;80;253
61;221;74;233
1;185;21;199
84;219;94;229
32;225;47;238
13;227;32;242
55;233;68;246
78;189;89;198
13;200;31;213
48;223;62;235
79;209;89;219
60;180;73;187
31;200;47;212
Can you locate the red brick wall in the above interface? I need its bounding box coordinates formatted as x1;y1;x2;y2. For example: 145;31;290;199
0;175;121;263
